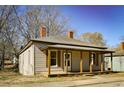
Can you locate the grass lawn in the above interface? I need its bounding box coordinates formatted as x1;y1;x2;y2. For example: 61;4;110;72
0;69;92;86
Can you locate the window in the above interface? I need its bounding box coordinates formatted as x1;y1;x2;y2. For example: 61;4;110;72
51;51;57;66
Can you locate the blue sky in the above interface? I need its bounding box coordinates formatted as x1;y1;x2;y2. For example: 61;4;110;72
59;5;124;47
19;5;124;47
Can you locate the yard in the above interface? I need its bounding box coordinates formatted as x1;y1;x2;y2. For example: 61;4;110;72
0;68;92;86
1;68;124;86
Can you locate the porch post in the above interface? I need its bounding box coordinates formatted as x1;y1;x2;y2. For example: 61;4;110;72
110;52;113;71
80;51;83;73
100;53;104;72
90;52;93;73
48;49;51;76
65;50;68;74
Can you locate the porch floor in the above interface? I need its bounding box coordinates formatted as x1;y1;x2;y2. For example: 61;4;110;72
39;70;114;77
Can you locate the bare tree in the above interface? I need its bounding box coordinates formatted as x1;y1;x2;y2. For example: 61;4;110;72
17;6;70;44
41;6;69;36
0;5;71;70
0;6;12;33
0;6;21;70
0;6;14;70
79;32;106;46
0;36;7;70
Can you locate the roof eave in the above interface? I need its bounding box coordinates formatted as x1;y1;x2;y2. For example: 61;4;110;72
47;45;114;53
31;39;107;49
19;40;33;55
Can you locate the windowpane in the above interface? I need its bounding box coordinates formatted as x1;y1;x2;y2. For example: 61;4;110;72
51;59;56;65
68;60;70;66
51;51;57;66
51;51;56;58
65;54;69;59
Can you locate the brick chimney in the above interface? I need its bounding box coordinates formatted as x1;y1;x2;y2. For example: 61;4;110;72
40;27;47;38
67;31;73;39
120;42;124;50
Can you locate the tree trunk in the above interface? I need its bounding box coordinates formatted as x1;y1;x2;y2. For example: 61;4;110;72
1;46;5;70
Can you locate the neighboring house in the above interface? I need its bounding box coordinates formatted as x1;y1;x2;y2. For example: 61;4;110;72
105;42;124;72
12;55;18;64
19;27;114;76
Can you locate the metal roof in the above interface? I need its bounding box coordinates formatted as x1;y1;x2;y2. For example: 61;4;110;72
31;36;107;49
47;44;114;53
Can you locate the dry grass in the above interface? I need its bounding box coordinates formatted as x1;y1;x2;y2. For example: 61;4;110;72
1;69;124;86
0;69;92;86
94;72;124;78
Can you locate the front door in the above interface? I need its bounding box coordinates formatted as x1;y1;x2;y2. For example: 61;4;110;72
64;53;72;71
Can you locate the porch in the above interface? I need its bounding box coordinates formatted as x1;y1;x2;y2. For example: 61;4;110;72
41;70;113;77
42;44;114;77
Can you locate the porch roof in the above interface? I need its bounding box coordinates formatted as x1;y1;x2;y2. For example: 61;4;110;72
46;44;114;53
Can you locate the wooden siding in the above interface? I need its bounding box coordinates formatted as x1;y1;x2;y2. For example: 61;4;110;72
71;51;91;72
34;43;63;73
71;51;102;72
34;46;47;72
71;51;80;71
82;52;90;71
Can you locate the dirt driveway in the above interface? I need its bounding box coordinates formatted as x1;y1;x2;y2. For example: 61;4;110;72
1;69;124;87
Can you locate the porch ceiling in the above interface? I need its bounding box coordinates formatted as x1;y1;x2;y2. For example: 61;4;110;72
47;44;114;53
